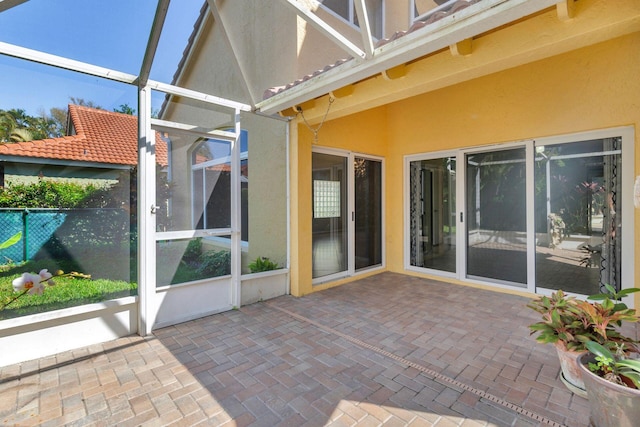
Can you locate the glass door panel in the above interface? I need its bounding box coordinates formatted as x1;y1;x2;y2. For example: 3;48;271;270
409;157;457;272
312;152;348;279
534;138;622;295
354;157;382;270
466;148;527;285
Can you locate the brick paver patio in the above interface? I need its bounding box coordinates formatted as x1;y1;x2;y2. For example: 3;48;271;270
1;272;615;426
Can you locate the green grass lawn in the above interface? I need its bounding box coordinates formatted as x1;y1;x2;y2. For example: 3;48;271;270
0;258;136;320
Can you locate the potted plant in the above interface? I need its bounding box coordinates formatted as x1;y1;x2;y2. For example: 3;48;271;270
577;340;640;427
527;286;639;396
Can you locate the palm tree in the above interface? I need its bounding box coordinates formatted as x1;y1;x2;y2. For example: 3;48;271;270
0;109;57;143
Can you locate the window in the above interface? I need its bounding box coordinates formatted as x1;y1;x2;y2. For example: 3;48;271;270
313;180;341;218
319;0;384;39
191;130;248;242
412;0;459;22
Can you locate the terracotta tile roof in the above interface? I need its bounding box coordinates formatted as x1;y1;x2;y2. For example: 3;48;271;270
0;104;168;166
263;0;479;100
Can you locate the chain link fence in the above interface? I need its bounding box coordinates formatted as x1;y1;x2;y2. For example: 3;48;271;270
0;208;134;281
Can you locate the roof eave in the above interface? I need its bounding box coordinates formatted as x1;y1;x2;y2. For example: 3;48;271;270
0;156;133;170
256;0;561;115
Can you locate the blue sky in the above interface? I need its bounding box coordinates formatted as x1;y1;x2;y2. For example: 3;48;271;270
0;0;204;116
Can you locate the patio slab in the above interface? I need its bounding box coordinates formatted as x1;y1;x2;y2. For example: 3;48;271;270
0;272;612;426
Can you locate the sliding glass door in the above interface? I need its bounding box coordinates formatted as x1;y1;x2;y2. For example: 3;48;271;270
534;137;623;295
312;151;383;282
405;128;632;297
312;152;348;279
408;156;457;273
465;147;527;286
355;157;382;270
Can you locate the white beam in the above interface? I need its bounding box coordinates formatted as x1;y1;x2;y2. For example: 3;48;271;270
207;0;257;105
230;108;242;308
146;80;251;112
137;85;157;336
151;118;236;140
139;0;171;87
0;41;138;84
280;0;365;59
0;40;251;112
353;0;375;58
258;0;561;115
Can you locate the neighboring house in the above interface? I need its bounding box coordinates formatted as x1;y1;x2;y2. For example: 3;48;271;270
0;104;167;188
166;0;639;301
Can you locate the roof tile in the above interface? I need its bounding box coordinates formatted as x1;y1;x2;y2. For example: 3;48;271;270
0;104;167;166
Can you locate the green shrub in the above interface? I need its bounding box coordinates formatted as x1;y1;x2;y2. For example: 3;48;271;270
0;179;99;208
183;238;202;264
248;256;279;273
197;250;231;277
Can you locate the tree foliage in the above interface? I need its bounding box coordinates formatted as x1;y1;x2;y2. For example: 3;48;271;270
113;104;135;115
0;98;109;143
0;179;100;208
1;100;140;144
0;109;58;142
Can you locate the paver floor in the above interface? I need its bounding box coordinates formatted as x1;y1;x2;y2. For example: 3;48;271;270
2;272;624;426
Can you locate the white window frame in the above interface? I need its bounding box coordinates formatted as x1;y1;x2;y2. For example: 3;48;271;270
190;137;249;245
411;0;464;23
318;0;385;39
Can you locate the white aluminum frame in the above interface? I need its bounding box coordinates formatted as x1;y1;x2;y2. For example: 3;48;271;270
403;150;459;280
311;146;386;285
403;128;635;307
0;1;285;346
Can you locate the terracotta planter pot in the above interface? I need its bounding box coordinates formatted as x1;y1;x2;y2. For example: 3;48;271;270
577;353;640;427
555;342;587;397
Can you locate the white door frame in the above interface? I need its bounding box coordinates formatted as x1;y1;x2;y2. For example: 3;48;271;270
403;126;634;306
312;147;385;285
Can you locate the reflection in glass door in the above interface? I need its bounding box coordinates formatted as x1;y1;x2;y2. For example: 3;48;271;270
312;152;383;280
465;148;527;286
408;157;457;273
534;138;623;295
312;153;348;279
407;130;631;296
354;157;382;271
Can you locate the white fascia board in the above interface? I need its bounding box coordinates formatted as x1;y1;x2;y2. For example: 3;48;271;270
0;155;131;170
281;0;366;59
139;0;171;87
257;0;561;115
0;41;138;84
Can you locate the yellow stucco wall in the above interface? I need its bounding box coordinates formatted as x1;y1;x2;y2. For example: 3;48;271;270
291;106;388;296
294;31;640;303
385;31;640;287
